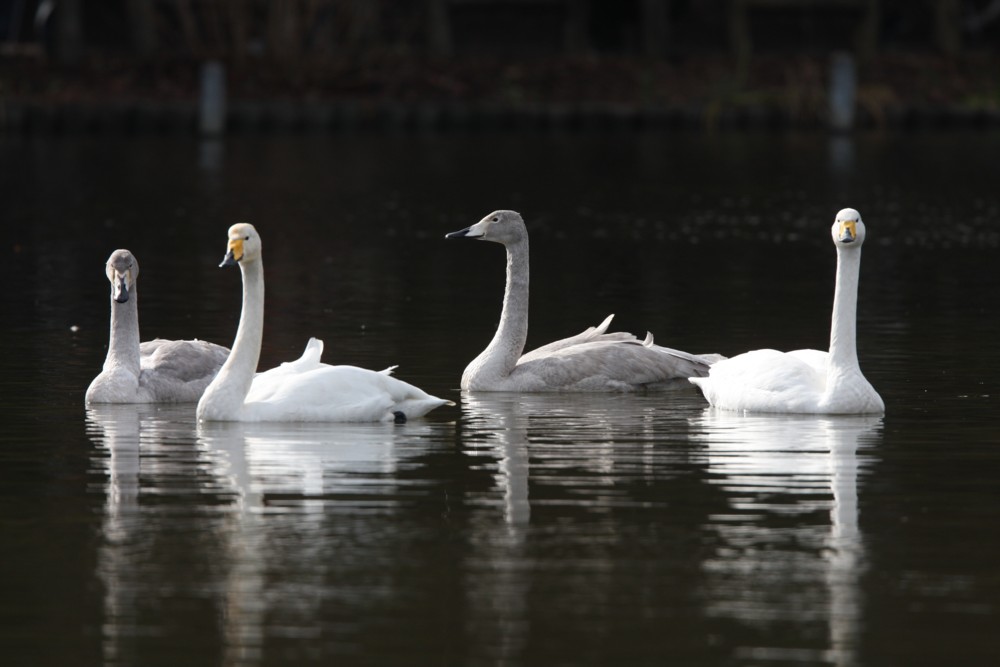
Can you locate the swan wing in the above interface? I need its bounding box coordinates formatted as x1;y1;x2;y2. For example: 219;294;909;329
245;362;451;422
513;337;713;391
690;348;828;413
137;338;230;402
519;314;638;362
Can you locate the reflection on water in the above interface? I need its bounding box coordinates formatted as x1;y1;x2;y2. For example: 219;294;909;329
459;393;533;665
87;404;209;666
195;419;449;667
11;131;1000;666
691;410;882;666
462;393;532;529
87;404;457;665
75;375;991;666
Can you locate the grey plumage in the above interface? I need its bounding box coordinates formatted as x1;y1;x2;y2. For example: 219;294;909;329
446;210;722;392
86;249;230;404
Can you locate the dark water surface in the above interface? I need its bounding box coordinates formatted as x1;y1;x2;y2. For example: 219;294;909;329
2;131;999;666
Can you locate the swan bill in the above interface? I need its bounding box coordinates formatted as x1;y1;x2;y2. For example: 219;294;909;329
445;227;474;239
113;275;130;303
838;221;857;243
446;217;492;239
219;250;238;267
220;237;245;267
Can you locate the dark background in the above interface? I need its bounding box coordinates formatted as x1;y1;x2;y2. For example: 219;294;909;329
3;0;1000;129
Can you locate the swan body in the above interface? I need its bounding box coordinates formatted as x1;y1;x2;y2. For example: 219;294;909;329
86;249;229;404
196;223;452;422
446;210;723;392
690;208;884;414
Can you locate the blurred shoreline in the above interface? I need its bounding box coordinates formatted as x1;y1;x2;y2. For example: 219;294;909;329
3;52;1000;133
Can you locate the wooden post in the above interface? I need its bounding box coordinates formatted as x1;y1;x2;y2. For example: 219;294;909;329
829;52;857;132
199;61;227;136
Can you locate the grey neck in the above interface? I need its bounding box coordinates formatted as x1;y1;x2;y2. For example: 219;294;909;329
474;237;530;381
106;291;141;373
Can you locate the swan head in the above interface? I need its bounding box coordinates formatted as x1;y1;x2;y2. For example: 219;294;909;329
832;208;866;248
445;210;527;245
220;223;261;267
105;249;138;304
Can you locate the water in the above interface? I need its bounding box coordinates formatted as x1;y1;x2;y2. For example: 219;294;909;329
2;130;999;666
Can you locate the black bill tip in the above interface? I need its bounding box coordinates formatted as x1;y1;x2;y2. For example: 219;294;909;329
114;281;129;303
445;227;472;240
219;250;238;267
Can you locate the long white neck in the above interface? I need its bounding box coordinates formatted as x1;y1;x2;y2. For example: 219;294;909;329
198;259;264;419
465;238;529;385
828;246;862;372
105;291;141;374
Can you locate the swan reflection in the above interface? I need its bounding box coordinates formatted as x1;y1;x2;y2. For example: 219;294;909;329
87;403;202;665
195;419;451;665
458;392;537;667
88;404;449;665
692;409;882;666
457;390;704;665
196;420;431;506
460;393;535;529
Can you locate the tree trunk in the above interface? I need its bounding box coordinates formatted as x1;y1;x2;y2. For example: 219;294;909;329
933;0;961;56
640;0;669;59
269;0;301;62
55;0;85;66
126;0;159;58
426;0;452;57
564;0;590;55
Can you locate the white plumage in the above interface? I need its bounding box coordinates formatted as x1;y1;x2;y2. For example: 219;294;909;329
196;223;452;422
690;208;884;414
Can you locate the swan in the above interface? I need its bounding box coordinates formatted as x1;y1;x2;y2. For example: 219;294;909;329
690;208;884;414
196;223;453;422
86;249;230;404
445;210;723;392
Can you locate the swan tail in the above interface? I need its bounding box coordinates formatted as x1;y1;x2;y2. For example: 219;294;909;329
277;337;325;371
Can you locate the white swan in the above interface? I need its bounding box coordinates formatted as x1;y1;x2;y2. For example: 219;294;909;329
445;210;723;392
86;249;230;404
690;208;884;414
196;223;453;422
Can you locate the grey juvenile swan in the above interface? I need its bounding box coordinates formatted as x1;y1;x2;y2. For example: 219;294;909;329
445;210;723;392
86;249;230;404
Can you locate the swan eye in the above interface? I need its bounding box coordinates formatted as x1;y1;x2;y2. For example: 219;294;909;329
492;217;499;223
244;235;250;240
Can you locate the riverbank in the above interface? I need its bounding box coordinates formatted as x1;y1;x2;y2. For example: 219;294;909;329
3;52;999;133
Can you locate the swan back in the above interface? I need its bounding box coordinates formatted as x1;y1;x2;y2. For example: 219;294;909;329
690;208;883;414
